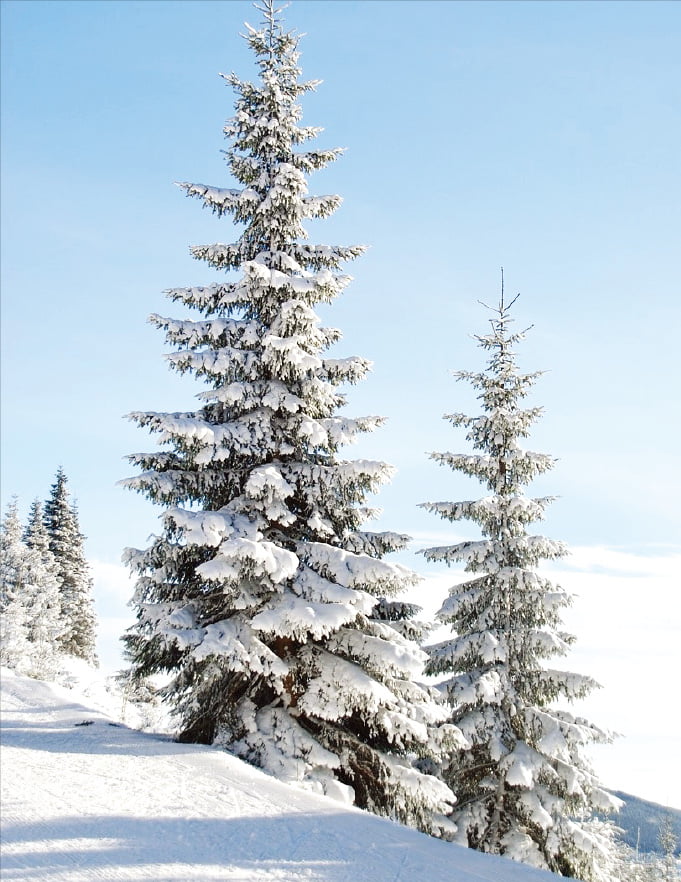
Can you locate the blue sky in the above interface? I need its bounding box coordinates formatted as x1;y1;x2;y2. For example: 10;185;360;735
2;0;679;807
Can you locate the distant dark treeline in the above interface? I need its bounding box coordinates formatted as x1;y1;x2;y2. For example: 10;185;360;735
610;791;681;855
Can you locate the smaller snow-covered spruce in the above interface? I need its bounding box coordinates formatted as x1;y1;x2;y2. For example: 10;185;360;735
122;0;463;836
1;500;33;671
657;815;680;882
1;498;62;678
43;468;98;666
23;499;64;674
421;281;619;880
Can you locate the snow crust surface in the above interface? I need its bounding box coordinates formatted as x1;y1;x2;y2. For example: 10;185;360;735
0;669;567;881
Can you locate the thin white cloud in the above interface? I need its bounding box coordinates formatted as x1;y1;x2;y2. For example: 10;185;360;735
551;544;681;577
91;559;135;603
406;529;471;550
89;560;136;672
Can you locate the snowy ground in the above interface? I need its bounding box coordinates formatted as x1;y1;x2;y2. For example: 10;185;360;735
0;667;571;882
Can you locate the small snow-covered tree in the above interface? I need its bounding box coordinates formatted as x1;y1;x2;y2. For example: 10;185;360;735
658;815;680;882
122;0;463;834
23;499;63;674
611;831;678;882
1;499;33;671
421;286;618;878
1;498;62;677
44;468;98;665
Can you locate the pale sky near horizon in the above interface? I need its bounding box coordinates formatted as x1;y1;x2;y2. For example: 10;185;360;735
2;0;680;808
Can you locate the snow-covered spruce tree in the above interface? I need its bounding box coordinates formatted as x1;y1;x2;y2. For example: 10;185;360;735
420;287;619;879
122;1;462;834
1;499;33;672
44;468;98;665
658;815;680;882
1;498;62;677
23;499;64;674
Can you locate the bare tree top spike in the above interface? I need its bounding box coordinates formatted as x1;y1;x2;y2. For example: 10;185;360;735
253;0;289;38
497;267;520;314
476;269;524;337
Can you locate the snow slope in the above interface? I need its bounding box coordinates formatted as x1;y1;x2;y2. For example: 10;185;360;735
1;668;568;882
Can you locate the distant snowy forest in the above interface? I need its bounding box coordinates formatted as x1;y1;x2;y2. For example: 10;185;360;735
2;467;97;678
1;2;678;881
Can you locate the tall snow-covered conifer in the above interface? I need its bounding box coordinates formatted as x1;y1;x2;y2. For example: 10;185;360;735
123;0;463;834
421;285;618;878
44;468;98;665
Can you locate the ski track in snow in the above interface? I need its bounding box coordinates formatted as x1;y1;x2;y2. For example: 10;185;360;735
0;670;564;882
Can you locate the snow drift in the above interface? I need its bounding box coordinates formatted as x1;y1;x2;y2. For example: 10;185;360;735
0;668;568;881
